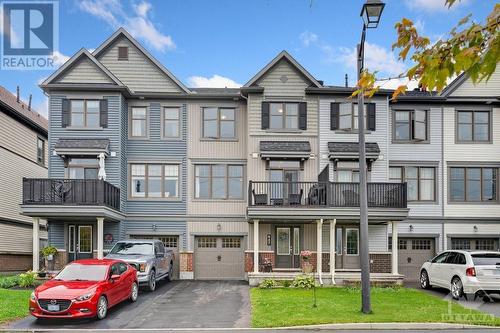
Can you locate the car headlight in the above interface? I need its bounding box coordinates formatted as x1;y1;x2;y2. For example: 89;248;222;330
75;292;95;302
30;292;36;301
139;263;146;272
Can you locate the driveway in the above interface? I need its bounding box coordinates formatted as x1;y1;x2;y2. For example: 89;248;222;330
7;280;251;330
406;282;500;318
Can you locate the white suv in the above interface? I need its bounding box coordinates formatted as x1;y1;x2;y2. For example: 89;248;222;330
420;250;500;300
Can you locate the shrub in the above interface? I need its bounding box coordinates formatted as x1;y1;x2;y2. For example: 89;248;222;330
281;280;292;288
0;275;19;289
259;279;278;289
18;271;37;288
41;245;58;258
292;274;316;289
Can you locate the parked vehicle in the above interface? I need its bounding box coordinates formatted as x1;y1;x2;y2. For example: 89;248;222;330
420;251;500;300
30;259;138;320
106;240;174;291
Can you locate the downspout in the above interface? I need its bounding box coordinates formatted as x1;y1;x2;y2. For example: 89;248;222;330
317;219;324;286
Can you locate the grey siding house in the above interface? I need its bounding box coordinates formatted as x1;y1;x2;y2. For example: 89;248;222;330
20;27;500;284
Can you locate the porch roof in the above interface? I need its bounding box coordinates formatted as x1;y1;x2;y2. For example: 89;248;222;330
260;141;311;159
55;138;110;156
328;142;380;160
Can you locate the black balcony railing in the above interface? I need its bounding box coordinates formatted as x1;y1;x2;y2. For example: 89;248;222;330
23;178;120;211
248;181;406;208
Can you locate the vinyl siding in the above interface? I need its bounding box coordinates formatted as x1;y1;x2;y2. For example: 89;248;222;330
125;220;187;250
388;222;443;252
96;37;183;93
48;222;65;249
255;59;311;97
0;222;38;254
443;223;500;250
57;57;114;84
449;70;500;97
187;221;247;251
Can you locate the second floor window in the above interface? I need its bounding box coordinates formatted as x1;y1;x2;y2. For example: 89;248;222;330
71;100;100;127
390;166;435;201
131;107;147;138
393;109;427;142
131;164;179;198
68;158;98;179
195;164;243;199
450;167;497;202
270;103;298;129
456;110;490;142
203;107;235;139
163;107;180;138
37;137;45;165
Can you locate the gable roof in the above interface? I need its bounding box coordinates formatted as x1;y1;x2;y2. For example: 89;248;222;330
92;28;191;94
41;48;125;87
0;86;48;136
439;72;468;97
244;50;322;88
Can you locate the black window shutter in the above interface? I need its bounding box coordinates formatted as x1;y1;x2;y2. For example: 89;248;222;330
61;99;70;128
299;102;307;130
100;99;108;128
367;103;376;131
261;102;270;130
330;102;339;130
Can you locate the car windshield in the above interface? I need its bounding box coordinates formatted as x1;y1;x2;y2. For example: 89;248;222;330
55;264;108;281
109;242;153;255
471;253;500;266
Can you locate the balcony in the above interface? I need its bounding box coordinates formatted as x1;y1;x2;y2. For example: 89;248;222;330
23;178;120;211
248;181;407;215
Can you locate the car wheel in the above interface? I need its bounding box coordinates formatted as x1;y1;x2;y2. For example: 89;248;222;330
451;277;464;300
420;270;431;289
167;263;173;282
148;269;156;292
130;282;139;302
96;296;108;320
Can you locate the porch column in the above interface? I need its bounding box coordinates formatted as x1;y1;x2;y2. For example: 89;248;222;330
97;217;104;259
317;219;323;285
330;218;336;284
391;221;398;275
253;220;259;273
32;217;40;272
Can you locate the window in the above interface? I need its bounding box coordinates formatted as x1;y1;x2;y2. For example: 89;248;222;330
68;226;75;253
451;239;471;250
68;158;99;179
195;164;243;199
158;236;178;248
118;46;128;60
339;103;367;131
37;137;45;165
197;237;217;248
203;107;235;139
476;239;495;251
450;167;497;202
70;100;100;127
412;239;431;250
269;103;299;130
394;109;428;142
388;238;407;250
390;166;436;201
346;228;359;255
130;164;179;198
337;170;360;183
457;110;490;142
432;252;449;263
163;107;180;138
222;237;241;248
131;107;147;138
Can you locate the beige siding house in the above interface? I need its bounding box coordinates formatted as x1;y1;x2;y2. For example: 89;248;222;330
0;86;48;272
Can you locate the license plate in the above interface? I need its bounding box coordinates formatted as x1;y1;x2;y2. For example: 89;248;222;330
47;304;60;312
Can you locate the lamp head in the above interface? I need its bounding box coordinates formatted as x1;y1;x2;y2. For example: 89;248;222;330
361;0;385;29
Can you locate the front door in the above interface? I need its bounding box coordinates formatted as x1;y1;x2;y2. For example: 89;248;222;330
275;227;300;268
335;226;360;269
68;225;93;261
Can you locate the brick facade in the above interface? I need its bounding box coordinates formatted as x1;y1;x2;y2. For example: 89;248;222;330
179;251;193;272
0;254;32;272
244;252;275;272
369;253;391;273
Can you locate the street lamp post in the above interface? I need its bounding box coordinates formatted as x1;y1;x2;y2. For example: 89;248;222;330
357;0;385;314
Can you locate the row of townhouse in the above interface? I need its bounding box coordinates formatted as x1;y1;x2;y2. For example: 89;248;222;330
20;28;500;284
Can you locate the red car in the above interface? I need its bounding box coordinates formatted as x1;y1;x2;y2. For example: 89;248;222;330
30;259;138;320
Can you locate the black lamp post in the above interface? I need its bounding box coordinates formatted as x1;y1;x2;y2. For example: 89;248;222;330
357;0;385;315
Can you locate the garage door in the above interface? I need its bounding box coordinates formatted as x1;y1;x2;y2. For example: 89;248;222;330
194;236;244;280
396;238;435;282
450;238;499;251
129;235;180;279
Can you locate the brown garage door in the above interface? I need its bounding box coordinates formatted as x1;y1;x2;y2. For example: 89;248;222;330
130;235;180;279
194;236;244;280
397;238;435;282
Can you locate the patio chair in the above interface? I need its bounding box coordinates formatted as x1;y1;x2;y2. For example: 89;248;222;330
252;189;268;206
288;189;303;205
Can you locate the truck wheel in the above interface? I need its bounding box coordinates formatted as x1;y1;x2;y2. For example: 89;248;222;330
148;269;156;292
167;262;174;282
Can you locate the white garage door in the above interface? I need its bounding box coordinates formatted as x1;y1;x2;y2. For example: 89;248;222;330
194;236;244;280
397;238;435;282
130;235;180;279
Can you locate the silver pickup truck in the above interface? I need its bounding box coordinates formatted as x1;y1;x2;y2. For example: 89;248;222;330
106;239;174;291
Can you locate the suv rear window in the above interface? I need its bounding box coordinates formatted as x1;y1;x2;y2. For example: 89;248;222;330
471;253;500;266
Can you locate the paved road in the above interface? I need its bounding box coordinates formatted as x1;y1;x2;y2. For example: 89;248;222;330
405;282;500;318
6;280;250;330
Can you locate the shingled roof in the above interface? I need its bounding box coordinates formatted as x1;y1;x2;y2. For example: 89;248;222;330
0;86;48;135
260;141;311;152
328;142;380;159
55;138;110;150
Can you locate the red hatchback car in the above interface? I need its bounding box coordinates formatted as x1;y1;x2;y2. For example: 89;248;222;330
30;259;138;320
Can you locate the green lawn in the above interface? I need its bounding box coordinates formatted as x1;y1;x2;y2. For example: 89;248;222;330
251;287;500;328
0;289;31;325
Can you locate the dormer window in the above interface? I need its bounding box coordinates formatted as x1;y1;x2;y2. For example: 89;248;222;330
118;46;128;60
